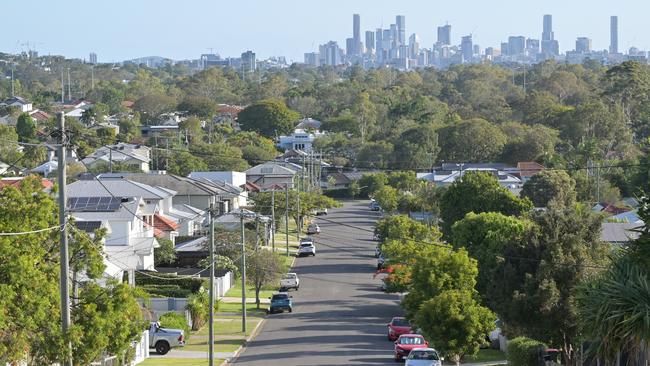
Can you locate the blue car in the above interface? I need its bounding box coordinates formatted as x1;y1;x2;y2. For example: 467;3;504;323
268;292;293;314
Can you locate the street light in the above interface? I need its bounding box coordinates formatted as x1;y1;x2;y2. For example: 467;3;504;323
233;208;257;333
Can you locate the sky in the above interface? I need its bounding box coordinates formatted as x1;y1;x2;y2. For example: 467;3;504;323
1;0;648;63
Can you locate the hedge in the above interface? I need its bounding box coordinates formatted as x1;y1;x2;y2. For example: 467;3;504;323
135;271;206;293
159;312;191;341
507;337;547;366
138;285;193;298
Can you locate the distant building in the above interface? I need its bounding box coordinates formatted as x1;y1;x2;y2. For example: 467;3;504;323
508;36;526;56
541;14;559;57
0;96;33;112
576;37;592;53
610;16;619;54
304;52;320;67
277;129;324;152
89;52;97;64
322;41;342;66
409;33;420;59
437;24;451;45
353;14;362;56
461;35;473;62
396;15;406;47
526;38;540;56
241;50;256;73
365;31;375;55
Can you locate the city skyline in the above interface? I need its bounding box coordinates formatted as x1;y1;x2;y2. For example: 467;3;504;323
1;0;646;62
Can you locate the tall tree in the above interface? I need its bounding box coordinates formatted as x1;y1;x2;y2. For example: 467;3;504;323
238;99;300;137
16;113;36;142
438;118;507;162
247;250;283;308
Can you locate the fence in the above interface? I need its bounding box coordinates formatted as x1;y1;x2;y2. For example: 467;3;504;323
90;330;149;366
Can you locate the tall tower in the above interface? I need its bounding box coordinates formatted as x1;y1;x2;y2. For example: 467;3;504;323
541;14;558;56
396;15;406;47
365;31;375;55
437;24;451;45
610;16;619;54
353;14;361;55
461;35;473;63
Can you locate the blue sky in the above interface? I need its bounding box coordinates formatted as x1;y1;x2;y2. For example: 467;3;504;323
1;0;646;62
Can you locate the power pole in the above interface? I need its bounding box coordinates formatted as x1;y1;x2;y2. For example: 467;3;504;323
271;189;275;253
285;184;289;257
67;68;72;101
61;70;65;103
208;203;215;366
57;112;73;366
254;216;260;249
91;65;94;91
240;213;247;333
10;67;14;96
296;185;301;240
109;147;113;173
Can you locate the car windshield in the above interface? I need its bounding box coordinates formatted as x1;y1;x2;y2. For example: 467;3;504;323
392;318;410;327
272;294;288;300
400;337;424;345
284;274;296;279
300;243;313;247
408;350;439;360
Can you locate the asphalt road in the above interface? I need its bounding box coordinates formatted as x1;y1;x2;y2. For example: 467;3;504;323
232;200;402;366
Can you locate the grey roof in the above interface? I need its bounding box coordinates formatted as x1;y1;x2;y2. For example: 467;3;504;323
601;222;642;244
175;236;207;252
246;162;297;177
67;178;175;200
104;173;221;197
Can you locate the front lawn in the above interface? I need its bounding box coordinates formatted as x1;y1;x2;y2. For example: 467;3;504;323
462;348;507;363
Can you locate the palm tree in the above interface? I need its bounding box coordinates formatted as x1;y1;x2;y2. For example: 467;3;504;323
577;252;650;364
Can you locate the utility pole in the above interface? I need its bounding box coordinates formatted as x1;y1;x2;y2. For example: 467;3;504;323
296;185;301;240
254;216;260;249
61;70;65;103
208;203;215;366
109;147;113;173
67;68;72;101
240;213;247;333
271;189;275;253
285;184;289;257
10;66;14;96
91;65;94;91
57;112;73;366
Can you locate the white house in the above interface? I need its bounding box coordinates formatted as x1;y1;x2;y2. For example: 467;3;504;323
82;143;151;172
245;162;297;190
277;129;325;152
188;171;247;207
417;167;522;192
0;96;33;112
68;196;159;284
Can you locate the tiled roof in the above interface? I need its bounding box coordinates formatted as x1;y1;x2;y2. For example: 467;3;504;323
154;214;179;232
517;162;545;178
0;177;54;190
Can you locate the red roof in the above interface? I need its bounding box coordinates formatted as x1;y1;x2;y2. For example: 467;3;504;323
218;105;244;117
244;181;261;192
29;110;51;122
0;177;54;190
600;203;630;215
154;214;179;232
517;162;545;178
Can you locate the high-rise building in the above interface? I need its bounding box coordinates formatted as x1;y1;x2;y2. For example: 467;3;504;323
437;24;451;45
396;15;406;47
346;38;355;57
376;29;384;61
461;35;473;62
241;50;256;72
508;36;526;56
501;42;510;56
390;24;398;49
353;14;361;56
526;39;540;55
576;37;592;53
610;16;619;54
541;14;559;56
409;33;420;59
89;52;97;64
366;31;375;55
304;52;320;67
323;41;342;66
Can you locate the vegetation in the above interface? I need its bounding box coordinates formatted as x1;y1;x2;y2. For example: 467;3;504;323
507;337;547;366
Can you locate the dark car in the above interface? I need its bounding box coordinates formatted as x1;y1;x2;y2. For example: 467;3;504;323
268;292;293;314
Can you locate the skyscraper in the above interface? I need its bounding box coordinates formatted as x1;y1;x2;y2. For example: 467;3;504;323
610;16;619;54
461;35;473;62
241;51;256;73
576;37;592;53
323;41;342;66
353;14;361;56
409;33;419;59
396;16;406;47
89;52;97;64
437;24;451;45
366;31;375;55
541;14;559;57
508;36;526;56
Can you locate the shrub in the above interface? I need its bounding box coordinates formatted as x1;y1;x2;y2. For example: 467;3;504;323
159;312;191;341
137;285;193;298
135;271;206;293
507;337;547;366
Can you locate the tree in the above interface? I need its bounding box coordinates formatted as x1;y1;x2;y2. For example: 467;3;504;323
154;238;177;266
348;180;361;199
521;170;576;207
358;172;388;196
227;132;278;165
392;125;439;170
375;215;440;243
438;118;507;162
356;141;394;169
178;96;218;119
16;113;36;142
96;127;116;145
500;121;559;165
189;143;248;171
247;250;283;308
179;116;204;143
415;290;496;366
374;186;399;212
0;125;23;163
133;94;177;124
439;171;533;235
387;171;418;191
167;150;208;177
238;99;300;137
0;177;144;364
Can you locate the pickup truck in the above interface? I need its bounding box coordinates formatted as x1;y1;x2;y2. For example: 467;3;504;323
268;292;293;314
149;321;185;355
280;272;299;291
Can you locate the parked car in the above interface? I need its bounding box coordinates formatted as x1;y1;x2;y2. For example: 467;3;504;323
377;254;386;269
488;319;503;349
298;241;316;257
387;317;413;341
405;348;443;366
375;245;381;258
394;334;429;362
280;272;299;291
148;321;185;355
371;201;381;211
315;208;328;216
268;292;293;314
306;223;321;234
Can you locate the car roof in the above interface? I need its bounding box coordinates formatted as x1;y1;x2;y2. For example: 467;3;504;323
399;334;423;338
410;348;437;352
392;316;406;320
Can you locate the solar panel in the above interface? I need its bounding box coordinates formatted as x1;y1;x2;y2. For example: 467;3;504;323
74;221;102;232
68;197;123;212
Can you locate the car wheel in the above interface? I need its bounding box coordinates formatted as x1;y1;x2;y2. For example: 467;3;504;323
155;341;170;355
289;308;293;313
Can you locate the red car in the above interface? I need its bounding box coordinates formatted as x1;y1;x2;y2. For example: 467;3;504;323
387;317;413;341
394;334;429;361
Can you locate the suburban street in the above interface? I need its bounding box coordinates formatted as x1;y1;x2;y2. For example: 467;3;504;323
233;200;402;365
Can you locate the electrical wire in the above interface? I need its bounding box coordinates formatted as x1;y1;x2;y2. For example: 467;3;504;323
0;223;65;236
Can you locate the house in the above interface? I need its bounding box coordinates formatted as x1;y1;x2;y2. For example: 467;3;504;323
30;160;58;177
516;162;545;183
245;162;297;190
323;171;364;189
213;104;244;129
601;222;641;245
277;129;325;152
295;117;322;130
189;171;248;208
592;203;631;216
0;96;33;112
64;103;93;119
68;196;159;283
28;109;51;123
0;176;53;191
105;172;235;214
82;143;151;172
68;176;206;237
417;165;522;191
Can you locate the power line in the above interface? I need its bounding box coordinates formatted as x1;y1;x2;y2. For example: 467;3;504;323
0;223;64;236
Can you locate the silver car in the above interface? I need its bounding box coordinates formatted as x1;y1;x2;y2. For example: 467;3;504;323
405;348;442;366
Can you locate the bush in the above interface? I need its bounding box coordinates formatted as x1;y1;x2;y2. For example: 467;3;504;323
137;285;193;298
507;337;547;366
135;271;206;293
159;312;191;341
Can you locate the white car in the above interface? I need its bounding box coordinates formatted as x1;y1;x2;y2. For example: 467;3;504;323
306;223;321;234
405;348;443;366
298;242;316;257
280;273;299;291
